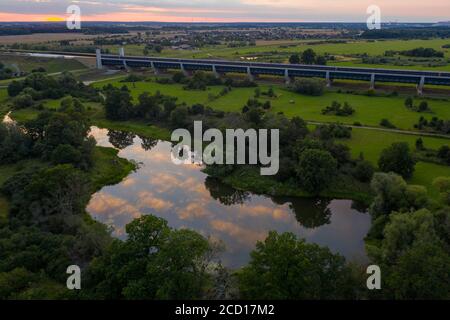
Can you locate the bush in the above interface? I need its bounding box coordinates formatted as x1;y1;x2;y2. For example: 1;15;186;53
353;160;375;182
418;101;431;112
172;71;187;83
321;101;355;116
378;142;416;179
315;123;352;140
380;118;396;129
404;97;414;109
12;94;33;109
296;149;337;193
170;105;189;127
290;78;326;96
51;144;82;166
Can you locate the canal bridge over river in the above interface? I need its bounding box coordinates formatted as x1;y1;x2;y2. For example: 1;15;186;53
97;48;450;94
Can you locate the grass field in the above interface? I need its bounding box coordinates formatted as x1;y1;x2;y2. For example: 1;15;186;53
89;146;136;192
0;89;8;102
105;38;450;71
92;77;449;198
340;128;450;197
3;74;449;201
0;54;87;74
94;78;450;131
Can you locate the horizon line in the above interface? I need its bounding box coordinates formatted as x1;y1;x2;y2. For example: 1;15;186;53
1;20;447;24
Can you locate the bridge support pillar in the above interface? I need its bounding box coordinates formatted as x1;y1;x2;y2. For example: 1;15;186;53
212;65;220;78
180;64;191;76
284;69;292;84
95;49;102;69
247;67;254;81
150;61;160;75
417;76;425;95
325;71;331;87
370;74;375;90
118;47;128;69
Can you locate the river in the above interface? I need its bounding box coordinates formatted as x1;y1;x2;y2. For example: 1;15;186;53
87;126;371;268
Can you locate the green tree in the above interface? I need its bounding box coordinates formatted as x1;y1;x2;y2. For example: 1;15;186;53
84;215;214;299
404;97;413;109
7;80;24;97
170;105;189;128
296;149;337;193
12;93;33;109
289;54;300;64
378;142;416;178
368;208;450;299
238;231;359;299
301;49;316;64
433;176;450;205
418;101;430;112
353;160;375;182
369;172;428;219
290;78;325;96
315;55;327;65
104;86;134;121
2;165;90;229
51;144;82;166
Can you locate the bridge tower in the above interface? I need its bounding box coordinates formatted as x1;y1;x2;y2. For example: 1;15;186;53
95;49;102;69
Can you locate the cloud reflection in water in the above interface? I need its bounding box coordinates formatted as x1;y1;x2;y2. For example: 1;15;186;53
87;127;371;268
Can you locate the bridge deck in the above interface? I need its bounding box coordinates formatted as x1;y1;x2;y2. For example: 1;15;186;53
99;54;450;87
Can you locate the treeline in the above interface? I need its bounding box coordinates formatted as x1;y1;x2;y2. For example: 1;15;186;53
387;47;445;58
155;71;257;91
6;43;106;54
0;62;14;80
0;97;112;299
0;24;129;36
361;28;450;39
8;72;100;110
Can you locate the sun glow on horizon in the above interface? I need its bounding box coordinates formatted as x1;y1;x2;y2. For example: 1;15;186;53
45;16;65;22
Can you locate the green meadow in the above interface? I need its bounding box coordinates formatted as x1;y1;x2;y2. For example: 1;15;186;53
341;128;450;197
0;55;87;74
94;78;450;131
106;38;450;71
2;75;449;200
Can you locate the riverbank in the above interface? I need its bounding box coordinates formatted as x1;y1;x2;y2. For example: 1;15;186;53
0;112;136;223
204;165;373;205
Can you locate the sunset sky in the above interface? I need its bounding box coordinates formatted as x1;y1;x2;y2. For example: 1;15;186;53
0;0;449;23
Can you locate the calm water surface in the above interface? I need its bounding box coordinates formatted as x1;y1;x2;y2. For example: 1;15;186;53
86;127;371;268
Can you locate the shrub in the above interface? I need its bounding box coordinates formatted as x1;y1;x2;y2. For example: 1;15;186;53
380;118;396;129
290;78;325;96
296;149;337;193
378;142;416;179
353;160;375;182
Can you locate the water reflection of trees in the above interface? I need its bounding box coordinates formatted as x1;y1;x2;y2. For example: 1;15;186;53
272;197;332;229
140;136;158;151
107;130;136;150
204;177;250;206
